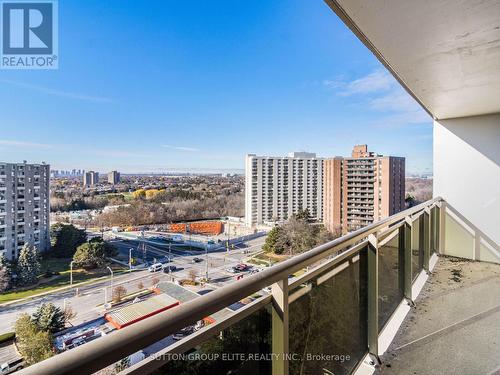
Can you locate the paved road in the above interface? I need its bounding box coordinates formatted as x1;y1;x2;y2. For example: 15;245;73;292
0;236;266;335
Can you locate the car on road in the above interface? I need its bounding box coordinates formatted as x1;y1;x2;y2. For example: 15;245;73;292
148;263;163;272
1;358;24;374
162;265;177;273
172;326;194;340
235;263;250;271
192;257;203;263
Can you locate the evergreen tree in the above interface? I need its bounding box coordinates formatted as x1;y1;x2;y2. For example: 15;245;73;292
51;223;87;258
14;313;53;365
17;244;40;286
0;254;11;292
32;302;66;333
262;226;282;253
72;240;109;269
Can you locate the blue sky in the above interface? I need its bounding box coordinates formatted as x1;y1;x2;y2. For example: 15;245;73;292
0;0;432;174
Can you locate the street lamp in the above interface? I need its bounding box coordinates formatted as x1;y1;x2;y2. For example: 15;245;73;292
205;243;209;281
107;266;113;289
129;248;133;272
69;261;75;286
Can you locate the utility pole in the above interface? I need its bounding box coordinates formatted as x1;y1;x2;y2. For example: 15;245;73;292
169;243;172;278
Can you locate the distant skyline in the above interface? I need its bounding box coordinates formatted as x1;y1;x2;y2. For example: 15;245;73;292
0;1;432;175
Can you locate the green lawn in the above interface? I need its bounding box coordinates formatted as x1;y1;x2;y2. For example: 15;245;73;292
0;259;127;303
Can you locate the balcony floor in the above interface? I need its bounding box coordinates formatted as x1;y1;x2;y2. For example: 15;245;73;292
377;256;500;375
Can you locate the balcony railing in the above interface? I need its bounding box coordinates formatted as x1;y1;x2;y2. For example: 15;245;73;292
22;197;444;375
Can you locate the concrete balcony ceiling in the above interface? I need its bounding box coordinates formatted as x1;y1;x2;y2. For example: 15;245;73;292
325;0;500;119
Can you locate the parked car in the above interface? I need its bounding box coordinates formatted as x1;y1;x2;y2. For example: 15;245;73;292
1;358;24;374
198;289;213;296
148;263;163;272
162;265;177;273
173;326;194;340
194;320;205;331
226;267;238;273
192;257;203;263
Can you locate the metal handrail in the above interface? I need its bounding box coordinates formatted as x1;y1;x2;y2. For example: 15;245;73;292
21;197;442;375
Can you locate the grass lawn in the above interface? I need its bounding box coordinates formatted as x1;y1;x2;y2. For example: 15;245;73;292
0;259;127;303
248;252;289;266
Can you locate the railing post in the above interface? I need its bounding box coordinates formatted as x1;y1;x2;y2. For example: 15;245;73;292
430;206;435;254
434;203;441;254
367;234;379;360
418;215;425;271
271;279;289;375
402;218;413;302
423;208;431;272
439;201;446;254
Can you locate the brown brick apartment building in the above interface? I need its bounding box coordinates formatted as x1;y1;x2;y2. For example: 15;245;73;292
323;145;405;233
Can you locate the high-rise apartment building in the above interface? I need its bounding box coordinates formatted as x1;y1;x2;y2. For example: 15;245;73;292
245;152;323;227
83;171;99;187
323;145;405;233
0;162;50;260
107;170;120;185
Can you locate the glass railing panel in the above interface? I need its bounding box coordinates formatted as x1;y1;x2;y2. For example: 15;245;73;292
289;249;367;375
378;229;403;331
411;215;423;280
152;304;272;375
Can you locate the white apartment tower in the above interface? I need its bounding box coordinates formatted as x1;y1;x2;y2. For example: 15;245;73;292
107;170;120;185
83;171;99;187
0;162;50;260
245;152;323;227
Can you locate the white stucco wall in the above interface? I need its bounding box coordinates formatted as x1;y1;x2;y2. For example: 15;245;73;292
434;113;500;246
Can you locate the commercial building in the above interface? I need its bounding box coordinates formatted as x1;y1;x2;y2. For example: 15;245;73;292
0;162;50;260
105;294;179;330
323;145;405;233
107;170;120;185
245;152;323;226
83;171;99;187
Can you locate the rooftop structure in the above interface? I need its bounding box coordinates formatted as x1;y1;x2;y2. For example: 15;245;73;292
105;294;179;330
